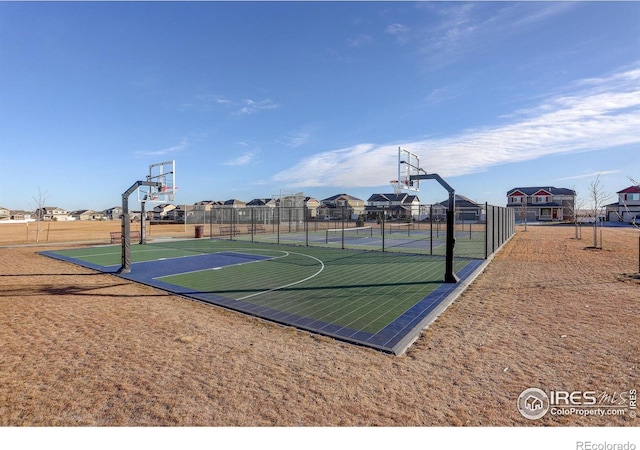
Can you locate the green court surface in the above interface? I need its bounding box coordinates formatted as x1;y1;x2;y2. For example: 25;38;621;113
43;238;483;354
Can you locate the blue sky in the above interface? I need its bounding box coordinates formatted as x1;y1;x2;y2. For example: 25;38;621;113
1;1;639;211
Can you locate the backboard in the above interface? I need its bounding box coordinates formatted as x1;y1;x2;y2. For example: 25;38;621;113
393;147;420;192
138;160;176;203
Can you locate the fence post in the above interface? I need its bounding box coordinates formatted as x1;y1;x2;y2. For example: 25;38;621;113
430;204;433;255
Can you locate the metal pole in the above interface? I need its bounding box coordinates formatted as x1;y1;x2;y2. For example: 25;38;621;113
140;201;146;244
341;206;345;249
381;206;386;252
118;180;161;274
430;204;433;255
410;173;459;283
445;191;459;283
120;194;131;273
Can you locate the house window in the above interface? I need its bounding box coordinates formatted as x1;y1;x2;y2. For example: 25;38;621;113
624;193;640;201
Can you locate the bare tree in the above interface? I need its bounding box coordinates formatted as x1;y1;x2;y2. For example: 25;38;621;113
518;196;528;231
587;173;611;248
568;187;585;239
32;188;47;243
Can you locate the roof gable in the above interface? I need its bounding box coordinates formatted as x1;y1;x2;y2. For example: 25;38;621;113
507;187;576;196
618;185;640;194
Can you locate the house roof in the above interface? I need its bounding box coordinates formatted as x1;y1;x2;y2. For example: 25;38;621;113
507;187;576;196
617;185;640;194
223;199;246;205
247;198;276;206
439;194;481;208
321;193;364;203
367;193;420;203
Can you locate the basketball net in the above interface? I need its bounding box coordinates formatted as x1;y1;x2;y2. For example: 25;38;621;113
390;180;409;194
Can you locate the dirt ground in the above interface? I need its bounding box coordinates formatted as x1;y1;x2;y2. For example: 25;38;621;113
0;220;638;426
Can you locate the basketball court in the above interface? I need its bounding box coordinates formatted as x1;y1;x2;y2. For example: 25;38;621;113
41;152;512;354
42;239;485;355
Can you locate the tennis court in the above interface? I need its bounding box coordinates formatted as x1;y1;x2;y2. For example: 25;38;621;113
42;237;486;354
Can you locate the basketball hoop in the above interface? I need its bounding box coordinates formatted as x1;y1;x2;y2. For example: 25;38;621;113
390;178;413;194
137;160;176;203
390;180;403;194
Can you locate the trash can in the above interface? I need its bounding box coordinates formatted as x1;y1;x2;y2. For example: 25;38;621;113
194;225;204;238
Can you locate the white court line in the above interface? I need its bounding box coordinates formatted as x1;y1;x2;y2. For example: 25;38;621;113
236;251;325;301
154;251;284;278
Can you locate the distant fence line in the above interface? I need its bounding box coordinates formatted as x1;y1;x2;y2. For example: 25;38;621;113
167;203;514;260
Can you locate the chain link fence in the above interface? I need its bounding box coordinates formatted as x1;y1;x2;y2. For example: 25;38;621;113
174;202;514;260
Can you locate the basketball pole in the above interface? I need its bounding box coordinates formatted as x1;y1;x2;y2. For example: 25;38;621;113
409;172;460;284
117;180;162;274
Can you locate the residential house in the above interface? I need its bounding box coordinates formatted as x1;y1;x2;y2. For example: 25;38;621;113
304;197;320;218
223;199;246;208
507;187;576;222
168;204;208;223
438;194;484;222
247;198;278;223
194;200;222;211
318;194;366;220
10;211;33;221
605;185;640;223
365;193;420;220
103;206;123;220
0;207;10;220
34;206;73;221
247;198;277;208
152;204;177;220
71;210;104;221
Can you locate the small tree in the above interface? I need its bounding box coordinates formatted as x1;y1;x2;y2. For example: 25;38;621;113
568;188;585;239
32;188;47;243
587;173;611;248
518;196;528;231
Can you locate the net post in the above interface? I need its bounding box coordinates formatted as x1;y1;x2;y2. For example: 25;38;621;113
251;207;255;243
430;204;433;255
381;206;386;252
140;201;147;244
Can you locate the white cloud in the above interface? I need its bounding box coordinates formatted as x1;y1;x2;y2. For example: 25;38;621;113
134;138;189;159
224;152;254;166
416;3;577;69
347;34;374;48
183;94;279;116
234;98;280;116
272;66;640;189
555;171;621;182
385;23;410;43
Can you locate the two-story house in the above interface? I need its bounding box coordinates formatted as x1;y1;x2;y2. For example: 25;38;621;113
507;187;576;222
437;194;484;222
70;210;104;221
365;193;420;220
34;207;73;221
605;185;640;223
152;204;177;220
319;194;365;220
103;206;123;220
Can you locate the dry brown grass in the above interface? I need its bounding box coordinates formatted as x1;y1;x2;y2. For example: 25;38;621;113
0;221;638;426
